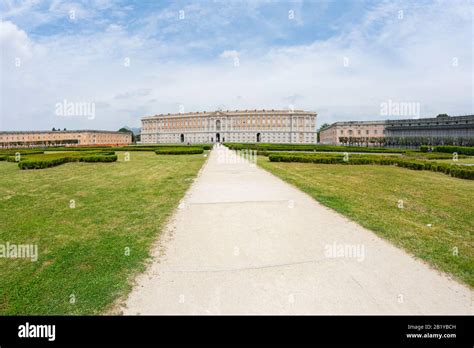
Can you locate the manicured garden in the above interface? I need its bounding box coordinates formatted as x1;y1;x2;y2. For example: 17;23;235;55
155;146;204;155
0;144;212;169
225;142;410;154
0;151;207;314
6;151;117;170
258;156;474;287
421;145;474;156
267;153;474;180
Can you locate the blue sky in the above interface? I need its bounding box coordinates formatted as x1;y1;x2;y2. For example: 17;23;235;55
1;0;472;130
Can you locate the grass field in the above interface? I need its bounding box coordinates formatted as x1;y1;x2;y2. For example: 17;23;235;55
0;151;206;314
258;156;474;287
436;158;474;164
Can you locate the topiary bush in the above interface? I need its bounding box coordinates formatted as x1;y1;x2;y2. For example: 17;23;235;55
267;153;474;180
155;147;204;155
420;145;429;152
432;145;474;156
225;142;410;154
16;152;118;170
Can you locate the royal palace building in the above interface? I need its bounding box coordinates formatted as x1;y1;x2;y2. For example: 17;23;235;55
141;109;318;144
320;114;474;146
319;120;386;145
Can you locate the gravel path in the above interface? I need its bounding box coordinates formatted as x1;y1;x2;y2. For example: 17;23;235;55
122;145;472;314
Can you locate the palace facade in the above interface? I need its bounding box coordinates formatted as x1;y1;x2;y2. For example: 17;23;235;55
319;120;386;145
0;130;132;148
140;109;317;144
320;114;474;146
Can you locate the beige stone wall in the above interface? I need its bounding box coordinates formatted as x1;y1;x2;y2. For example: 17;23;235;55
141;109;317;144
320;122;386;145
0;131;131;146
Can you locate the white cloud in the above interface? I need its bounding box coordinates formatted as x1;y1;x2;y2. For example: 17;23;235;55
0;0;472;131
219;50;239;58
0;20;34;61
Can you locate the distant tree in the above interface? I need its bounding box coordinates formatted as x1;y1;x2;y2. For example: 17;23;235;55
52;127;56;131
118;127;135;143
319;123;331;131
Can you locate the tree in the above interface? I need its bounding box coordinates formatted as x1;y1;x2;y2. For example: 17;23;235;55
319;123;331;131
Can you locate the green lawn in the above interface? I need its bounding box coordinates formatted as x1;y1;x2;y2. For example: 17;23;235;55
258;156;474;287
436;158;474;164
0;151;206;314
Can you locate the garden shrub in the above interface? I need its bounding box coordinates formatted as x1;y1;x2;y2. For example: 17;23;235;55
46;144;212;152
268;153;473;180
80;155;118;162
16;152;118;170
225;142;409;154
155;147;204;155
404;151;465;160
432;145;474;156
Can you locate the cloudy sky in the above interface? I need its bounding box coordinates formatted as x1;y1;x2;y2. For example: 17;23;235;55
0;0;472;131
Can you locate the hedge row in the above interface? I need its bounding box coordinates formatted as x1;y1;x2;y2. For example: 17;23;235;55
268;153;474;180
155;147;204;155
420;145;474;156
403;151;467;160
7;151;115;162
225;142;409;154
0;150;44;161
43;144;213;152
16;153;117;170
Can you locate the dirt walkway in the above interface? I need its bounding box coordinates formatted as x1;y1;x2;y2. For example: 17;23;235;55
123;145;472;314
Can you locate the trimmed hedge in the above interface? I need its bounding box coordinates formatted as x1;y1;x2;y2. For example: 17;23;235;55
420;145;429;152
44;144;213;152
225;142;409;154
80;155;118;162
155;147;204;155
0;150;44;161
16;153;118;170
432;145;474;156
420;145;474;156
19;158;68;170
404;151;467;160
0;149;44;154
268;153;474;180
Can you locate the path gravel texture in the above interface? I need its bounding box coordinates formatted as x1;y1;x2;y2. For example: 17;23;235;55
123;145;473;314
